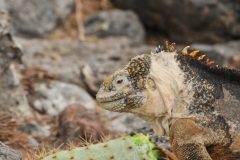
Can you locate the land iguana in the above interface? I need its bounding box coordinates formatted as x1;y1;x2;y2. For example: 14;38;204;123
96;42;240;160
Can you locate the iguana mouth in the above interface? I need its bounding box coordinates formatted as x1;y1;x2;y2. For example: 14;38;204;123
99;99;122;103
99;98;124;104
96;92;126;103
96;92;127;111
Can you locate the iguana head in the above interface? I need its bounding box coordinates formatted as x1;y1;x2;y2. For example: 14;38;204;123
96;54;151;112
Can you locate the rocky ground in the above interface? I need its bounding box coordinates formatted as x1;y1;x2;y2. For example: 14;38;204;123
0;0;240;159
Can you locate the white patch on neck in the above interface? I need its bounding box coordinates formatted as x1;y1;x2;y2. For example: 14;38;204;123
131;51;194;136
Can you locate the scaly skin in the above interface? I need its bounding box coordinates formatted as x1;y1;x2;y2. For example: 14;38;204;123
96;42;240;160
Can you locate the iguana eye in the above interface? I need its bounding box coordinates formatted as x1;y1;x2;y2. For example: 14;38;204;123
114;76;127;87
116;79;123;84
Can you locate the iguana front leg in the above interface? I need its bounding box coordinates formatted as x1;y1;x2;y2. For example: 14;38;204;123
169;119;214;160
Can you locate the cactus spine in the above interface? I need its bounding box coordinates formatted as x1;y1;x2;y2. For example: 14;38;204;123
42;134;161;160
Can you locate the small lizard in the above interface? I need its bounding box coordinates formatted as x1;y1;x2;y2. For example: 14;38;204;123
96;42;240;160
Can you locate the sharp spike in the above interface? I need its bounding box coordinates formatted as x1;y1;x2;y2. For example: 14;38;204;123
207;61;214;66
181;46;190;55
169;42;176;52
155;45;162;53
164;41;169;52
190;50;199;58
198;55;205;61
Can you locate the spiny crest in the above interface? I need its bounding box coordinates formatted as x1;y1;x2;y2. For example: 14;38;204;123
181;46;218;68
155;41;176;53
155;42;219;68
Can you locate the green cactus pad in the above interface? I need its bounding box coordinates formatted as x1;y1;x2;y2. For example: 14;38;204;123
42;134;161;160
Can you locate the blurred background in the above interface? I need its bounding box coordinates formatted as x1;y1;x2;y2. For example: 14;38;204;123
0;0;240;159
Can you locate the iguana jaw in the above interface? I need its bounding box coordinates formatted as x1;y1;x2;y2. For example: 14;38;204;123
96;91;127;111
96;92;126;103
98;97;126;111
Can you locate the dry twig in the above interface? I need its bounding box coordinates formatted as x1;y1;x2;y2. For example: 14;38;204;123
75;0;85;41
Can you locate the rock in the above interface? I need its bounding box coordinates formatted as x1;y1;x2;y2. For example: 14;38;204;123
0;12;33;119
16;37;87;87
0;142;23;160
4;0;75;37
20;67;59;96
190;41;240;67
80;64;99;97
228;56;240;70
0;65;33;119
112;0;240;44
15;36;153;94
100;110;150;134
0;12;21;71
0;0;6;11
84;9;145;45
0;11;12;36
29;80;95;115
18;121;50;138
57;104;110;144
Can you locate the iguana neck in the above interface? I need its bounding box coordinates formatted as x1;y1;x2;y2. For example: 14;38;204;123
131;52;194;136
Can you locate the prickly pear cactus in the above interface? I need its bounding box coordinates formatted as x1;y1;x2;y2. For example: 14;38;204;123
42;134;160;160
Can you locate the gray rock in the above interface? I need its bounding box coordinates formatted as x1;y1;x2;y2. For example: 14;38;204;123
18;121;50;138
101;110;150;134
190;41;240;67
16;36;153;94
0;12;33;120
112;0;240;44
4;0;75;37
0;142;22;160
0;0;6;12
84;9;145;45
0;64;33;119
29;80;95;115
15;37;86;87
